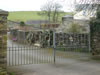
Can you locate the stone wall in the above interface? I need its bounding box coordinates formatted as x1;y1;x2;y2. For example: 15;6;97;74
91;32;100;55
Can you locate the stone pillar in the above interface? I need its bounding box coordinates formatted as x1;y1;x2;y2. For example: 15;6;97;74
0;9;8;72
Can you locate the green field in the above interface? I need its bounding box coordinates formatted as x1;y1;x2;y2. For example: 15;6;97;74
8;11;72;22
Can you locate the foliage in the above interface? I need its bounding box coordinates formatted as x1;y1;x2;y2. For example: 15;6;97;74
90;10;100;34
50;30;53;46
9;72;15;75
0;68;7;75
20;21;25;26
90;10;100;55
90;19;100;33
97;10;100;19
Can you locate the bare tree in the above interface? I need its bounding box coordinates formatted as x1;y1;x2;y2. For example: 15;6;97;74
40;0;62;23
40;1;53;23
52;2;62;23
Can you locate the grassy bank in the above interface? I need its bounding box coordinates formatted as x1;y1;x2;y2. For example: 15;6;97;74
8;11;72;22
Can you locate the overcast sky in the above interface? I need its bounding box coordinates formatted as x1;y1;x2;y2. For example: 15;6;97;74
0;0;76;12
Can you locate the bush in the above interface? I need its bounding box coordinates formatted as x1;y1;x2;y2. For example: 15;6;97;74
20;21;25;26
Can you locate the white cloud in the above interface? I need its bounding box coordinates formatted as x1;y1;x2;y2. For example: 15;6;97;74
0;0;74;12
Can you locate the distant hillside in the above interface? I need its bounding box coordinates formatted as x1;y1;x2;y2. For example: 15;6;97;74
8;11;72;22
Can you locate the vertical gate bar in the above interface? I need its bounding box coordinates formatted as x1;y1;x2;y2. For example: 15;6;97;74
42;47;43;64
15;47;16;66
24;46;25;65
12;46;13;66
18;31;20;66
38;47;39;64
34;47;35;64
32;46;33;64
28;47;30;64
36;47;38;64
27;47;28;64
49;31;50;63
18;47;19;66
47;48;48;63
7;47;8;66
39;47;40;64
33;46;34;64
26;47;27;64
51;48;52;63
42;47;43;63
37;47;38;64
9;47;10;66
49;48;52;63
24;24;25;65
36;47;39;64
11;40;13;66
41;47;43;64
20;46;22;65
24;47;26;64
28;47;29;64
30;47;31;64
41;47;42;64
50;48;51;63
43;48;45;63
48;48;49;63
53;30;56;64
43;46;44;63
21;47;22;65
14;47;15;66
20;47;21;65
36;47;37;64
33;47;34;64
34;47;36;64
29;47;30;64
23;31;26;64
39;48;41;64
25;44;26;64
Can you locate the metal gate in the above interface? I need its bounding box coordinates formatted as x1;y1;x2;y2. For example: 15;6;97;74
54;32;90;62
7;29;90;66
7;30;55;66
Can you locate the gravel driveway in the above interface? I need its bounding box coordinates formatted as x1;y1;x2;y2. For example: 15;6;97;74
7;58;100;75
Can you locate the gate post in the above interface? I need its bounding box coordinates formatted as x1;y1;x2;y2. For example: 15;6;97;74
53;30;56;64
